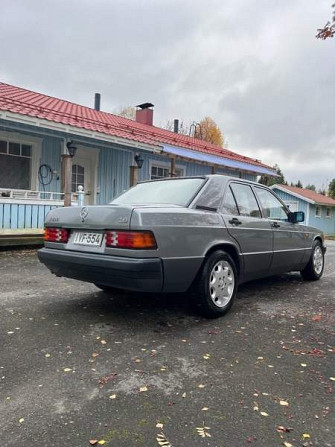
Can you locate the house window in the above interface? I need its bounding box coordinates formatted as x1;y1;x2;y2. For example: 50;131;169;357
0;139;32;189
150;164;184;180
326;207;331;219
72;164;85;193
315;206;321;218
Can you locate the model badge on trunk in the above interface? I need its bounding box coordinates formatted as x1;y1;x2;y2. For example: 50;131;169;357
80;207;88;222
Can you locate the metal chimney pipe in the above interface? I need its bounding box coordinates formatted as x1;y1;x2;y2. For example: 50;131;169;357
94;93;101;111
173;119;179;133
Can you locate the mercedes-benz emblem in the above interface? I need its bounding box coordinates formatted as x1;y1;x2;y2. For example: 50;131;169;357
80;207;88;222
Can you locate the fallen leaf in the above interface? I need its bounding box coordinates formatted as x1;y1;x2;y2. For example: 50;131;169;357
156;423;163;428
182;392;186;398
198;384;205;388
330;377;335;381
280;400;289;406
283;443;292;447
260;412;269;417
92;353;99;358
203;354;211;359
98;441;106;445
301;363;307;367
302;434;310;440
202;407;209;411
63;368;72;372
100;340;107;345
45;353;51;358
19;418;24;423
139;386;148;392
312;315;322;322
109;394;116;399
89;441;98;446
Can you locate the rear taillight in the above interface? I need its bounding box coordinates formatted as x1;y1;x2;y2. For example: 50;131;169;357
44;228;69;243
106;231;157;250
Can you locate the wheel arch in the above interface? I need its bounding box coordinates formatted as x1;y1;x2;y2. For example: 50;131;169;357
204;243;241;277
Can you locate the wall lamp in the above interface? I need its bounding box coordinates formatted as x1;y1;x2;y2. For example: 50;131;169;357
134;153;144;169
66;140;77;158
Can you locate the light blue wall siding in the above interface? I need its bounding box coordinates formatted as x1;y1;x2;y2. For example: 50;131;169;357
97;147;133;204
0;203;58;229
40;136;62;193
308;204;335;235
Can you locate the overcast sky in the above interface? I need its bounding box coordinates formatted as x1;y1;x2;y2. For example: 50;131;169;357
1;0;334;188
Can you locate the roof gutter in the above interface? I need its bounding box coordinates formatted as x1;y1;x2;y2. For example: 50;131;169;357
0;110;162;154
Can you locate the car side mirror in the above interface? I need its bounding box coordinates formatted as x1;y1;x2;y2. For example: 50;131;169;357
289;211;305;223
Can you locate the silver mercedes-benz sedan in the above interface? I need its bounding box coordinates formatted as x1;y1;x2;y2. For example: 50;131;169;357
38;175;326;317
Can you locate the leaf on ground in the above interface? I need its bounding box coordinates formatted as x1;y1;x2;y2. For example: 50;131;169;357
156;423;164;428
280;400;289;406
19;418;24;423
203;354;211;359
283;443;292;447
156;433;171;446
312;315;322;321
198;384;205;389
109;394;116;399
196;426;211;438
92;353;99;358
100;340;107;345
139;386;148;392
98;441;106;445
260;411;269;417
89;441;98;445
330;377;335;381
63;368;72;372
202;407;209;411
302;433;310;439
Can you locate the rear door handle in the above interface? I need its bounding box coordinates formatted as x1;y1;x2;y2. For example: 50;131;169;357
229;218;242;225
271;222;280;228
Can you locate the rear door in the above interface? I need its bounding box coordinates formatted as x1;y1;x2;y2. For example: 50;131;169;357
222;182;273;281
254;186;308;273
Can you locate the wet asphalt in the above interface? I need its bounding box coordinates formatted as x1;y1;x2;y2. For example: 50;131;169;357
0;242;334;447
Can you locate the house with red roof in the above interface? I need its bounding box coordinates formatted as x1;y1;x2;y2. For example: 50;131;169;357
272;184;335;235
0;82;276;235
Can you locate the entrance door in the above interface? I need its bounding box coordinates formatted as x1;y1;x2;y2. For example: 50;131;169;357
72;148;98;205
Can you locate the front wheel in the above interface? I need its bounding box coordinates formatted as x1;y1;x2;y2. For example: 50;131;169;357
300;240;324;281
193;250;238;318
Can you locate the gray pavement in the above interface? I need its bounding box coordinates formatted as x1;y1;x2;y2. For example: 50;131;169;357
0;242;335;447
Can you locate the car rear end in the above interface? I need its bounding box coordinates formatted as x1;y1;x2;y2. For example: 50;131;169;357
38;205;164;292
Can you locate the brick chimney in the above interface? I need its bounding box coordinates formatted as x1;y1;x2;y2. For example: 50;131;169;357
135;103;154;126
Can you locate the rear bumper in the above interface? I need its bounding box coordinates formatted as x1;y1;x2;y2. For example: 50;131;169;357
38;248;163;292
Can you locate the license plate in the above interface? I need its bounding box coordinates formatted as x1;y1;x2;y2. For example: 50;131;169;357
73;232;103;246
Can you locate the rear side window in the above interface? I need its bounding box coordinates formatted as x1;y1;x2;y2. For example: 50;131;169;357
230;183;261;218
222;186;239;215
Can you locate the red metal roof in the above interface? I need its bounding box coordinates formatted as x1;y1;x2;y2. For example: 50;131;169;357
0;82;272;171
274;184;335;206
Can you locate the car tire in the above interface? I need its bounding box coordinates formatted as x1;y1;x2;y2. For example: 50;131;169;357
94;284;124;294
300;240;324;281
193;250;238;318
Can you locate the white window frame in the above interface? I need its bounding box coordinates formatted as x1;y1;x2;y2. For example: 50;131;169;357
149;160;186;180
315;205;321;218
326;207;331;219
0;131;42;191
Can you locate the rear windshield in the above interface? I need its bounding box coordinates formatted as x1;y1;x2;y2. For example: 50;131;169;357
111;178;205;206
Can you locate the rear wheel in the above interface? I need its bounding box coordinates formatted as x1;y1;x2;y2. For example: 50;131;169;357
193;250;238;318
300;240;324;281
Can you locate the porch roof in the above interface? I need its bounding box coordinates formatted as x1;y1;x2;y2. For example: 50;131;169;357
0;82;276;176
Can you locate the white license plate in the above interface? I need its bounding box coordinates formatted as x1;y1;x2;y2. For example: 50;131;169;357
73;232;103;246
